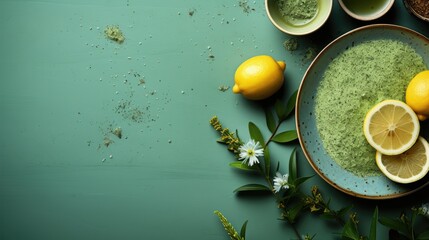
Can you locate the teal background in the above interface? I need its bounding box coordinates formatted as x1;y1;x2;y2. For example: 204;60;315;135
0;0;428;239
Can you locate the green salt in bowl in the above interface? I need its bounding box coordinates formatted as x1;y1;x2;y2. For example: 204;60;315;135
265;0;333;35
296;24;429;199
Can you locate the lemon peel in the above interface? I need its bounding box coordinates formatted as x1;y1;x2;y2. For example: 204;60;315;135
406;70;429;121
233;55;286;100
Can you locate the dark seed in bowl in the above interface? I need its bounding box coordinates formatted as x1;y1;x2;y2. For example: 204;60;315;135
407;0;429;19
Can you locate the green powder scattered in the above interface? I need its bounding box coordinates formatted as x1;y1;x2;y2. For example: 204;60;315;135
276;0;318;25
283;38;298;51
315;39;426;177
303;47;317;62
104;25;125;43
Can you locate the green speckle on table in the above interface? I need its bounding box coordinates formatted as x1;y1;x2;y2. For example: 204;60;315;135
104;25;125;43
112;127;122;139
276;0;318;24
283;38;298;51
218;85;230;92
238;0;255;13
303;47;317;61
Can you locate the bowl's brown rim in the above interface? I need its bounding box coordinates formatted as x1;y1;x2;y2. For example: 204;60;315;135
295;24;429;200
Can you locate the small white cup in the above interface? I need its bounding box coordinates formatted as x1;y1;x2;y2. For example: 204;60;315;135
338;0;395;21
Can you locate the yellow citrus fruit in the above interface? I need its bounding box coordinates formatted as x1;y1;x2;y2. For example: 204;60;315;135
232;55;286;100
406;70;429;121
376;137;429;184
363;100;420;155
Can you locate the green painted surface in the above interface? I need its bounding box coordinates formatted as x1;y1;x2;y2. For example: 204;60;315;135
0;1;428;239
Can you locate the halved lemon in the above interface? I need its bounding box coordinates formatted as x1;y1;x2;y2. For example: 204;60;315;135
363;100;420;155
376;137;429;184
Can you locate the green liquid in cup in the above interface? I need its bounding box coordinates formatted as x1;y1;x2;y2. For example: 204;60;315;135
342;0;389;15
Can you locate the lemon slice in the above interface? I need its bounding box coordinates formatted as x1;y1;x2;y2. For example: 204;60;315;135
363;100;420;155
376;137;429;184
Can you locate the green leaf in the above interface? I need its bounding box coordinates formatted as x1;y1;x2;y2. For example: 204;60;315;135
272;130;298;143
233;184;271;193
265;108;276;133
275;99;287;120
274;91;297;121
276;161;280;172
264;145;271;177
288;148;297;182
417;230;429;240
342;217;360;240
285;90;298;118
379;217;409;234
389;230;409;240
411;209;417;227
369;207;378;240
229;161;258;171
293;176;313;187
240;220;248;239
235;129;241;142
285;201;305;224
248;122;265;147
337;205;353;218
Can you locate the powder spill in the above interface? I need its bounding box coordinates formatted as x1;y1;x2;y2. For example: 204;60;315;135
283;38;298;51
104;25;125;43
315;39;426;177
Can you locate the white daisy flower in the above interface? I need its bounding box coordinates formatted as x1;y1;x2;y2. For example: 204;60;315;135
273;172;289;193
420;203;429;218
238;139;264;166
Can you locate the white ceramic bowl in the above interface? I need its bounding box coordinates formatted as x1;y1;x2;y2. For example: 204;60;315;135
338;0;395;21
265;0;333;35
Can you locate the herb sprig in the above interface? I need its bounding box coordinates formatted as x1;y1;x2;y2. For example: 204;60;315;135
210;91;429;240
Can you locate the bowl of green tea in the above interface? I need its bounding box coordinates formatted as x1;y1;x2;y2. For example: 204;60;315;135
265;0;333;35
338;0;394;21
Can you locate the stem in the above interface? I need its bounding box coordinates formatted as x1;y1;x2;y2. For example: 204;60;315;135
256;164;270;185
261;117;304;240
291;223;303;240
265;119;284;147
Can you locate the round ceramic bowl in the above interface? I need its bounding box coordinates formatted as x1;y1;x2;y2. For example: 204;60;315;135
338;0;394;21
296;24;429;199
265;0;333;35
403;0;429;22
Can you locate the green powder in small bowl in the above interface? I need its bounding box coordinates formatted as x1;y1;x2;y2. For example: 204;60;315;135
265;0;332;35
315;39;426;177
276;0;319;26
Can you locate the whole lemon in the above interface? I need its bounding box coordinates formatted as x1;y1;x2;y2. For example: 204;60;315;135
406;70;429;121
232;55;286;100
